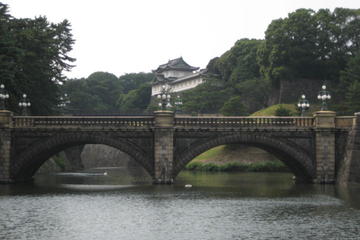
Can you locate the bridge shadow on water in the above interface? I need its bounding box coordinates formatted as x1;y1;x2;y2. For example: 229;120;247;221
1;167;360;210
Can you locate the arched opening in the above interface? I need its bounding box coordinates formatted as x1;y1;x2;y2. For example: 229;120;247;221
36;144;152;186
174;133;314;184
12;133;153;184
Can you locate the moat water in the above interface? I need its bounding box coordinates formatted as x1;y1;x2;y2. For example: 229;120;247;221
1;168;360;240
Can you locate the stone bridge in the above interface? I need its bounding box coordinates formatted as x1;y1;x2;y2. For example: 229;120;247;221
0;110;358;185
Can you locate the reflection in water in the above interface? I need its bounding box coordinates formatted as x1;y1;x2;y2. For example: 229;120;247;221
0;169;360;240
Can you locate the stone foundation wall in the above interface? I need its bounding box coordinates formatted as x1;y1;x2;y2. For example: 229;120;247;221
0;129;11;182
154;128;174;183
315;130;336;183
81;144;133;169
338;113;360;185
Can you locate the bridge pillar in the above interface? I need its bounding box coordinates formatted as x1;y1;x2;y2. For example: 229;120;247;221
0;110;13;183
337;112;360;185
153;111;174;184
314;111;336;184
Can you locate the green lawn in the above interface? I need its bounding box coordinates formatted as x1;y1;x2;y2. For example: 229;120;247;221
251;104;298;116
251;103;321;116
193;145;225;161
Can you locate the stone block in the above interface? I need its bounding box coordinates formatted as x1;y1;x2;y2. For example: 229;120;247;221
314;111;336;128
0;110;13;128
154;111;174;128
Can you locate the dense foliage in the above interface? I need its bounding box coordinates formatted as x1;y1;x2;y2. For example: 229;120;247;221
0;3;75;114
2;2;360;116
62;72;154;115
259;8;360;107
182;39;264;115
342;53;360;114
181;8;360;115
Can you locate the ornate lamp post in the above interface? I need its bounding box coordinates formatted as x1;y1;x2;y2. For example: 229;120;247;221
174;95;183;113
58;93;71;108
18;93;31;116
157;85;172;110
0;84;10;110
58;93;71;115
317;84;331;111
297;94;310;116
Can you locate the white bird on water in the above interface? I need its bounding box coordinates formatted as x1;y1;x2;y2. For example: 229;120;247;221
104;172;108;176
185;184;192;188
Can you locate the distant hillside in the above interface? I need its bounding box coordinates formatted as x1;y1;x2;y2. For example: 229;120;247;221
192;145;277;164
187;144;287;172
251;103;320;117
251;104;298;116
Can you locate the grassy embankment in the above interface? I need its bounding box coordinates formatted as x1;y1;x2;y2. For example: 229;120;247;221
251;103;319;116
251;104;298;116
185;145;289;172
185;104;302;172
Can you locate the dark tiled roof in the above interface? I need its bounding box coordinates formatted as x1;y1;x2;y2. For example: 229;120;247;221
153;73;167;83
154;57;199;73
171;69;207;84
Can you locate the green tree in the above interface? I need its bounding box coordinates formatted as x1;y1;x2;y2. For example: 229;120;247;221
258;8;360;104
119;73;155;93
339;53;360;114
275;105;292;116
63;72;154;114
61;78;107;114
345;80;360;114
86;72;123;112
62;72;121;114
0;3;75;114
210;38;263;85
220;96;248;116
234;78;270;113
181;39;264;115
182;78;231;114
117;83;152;114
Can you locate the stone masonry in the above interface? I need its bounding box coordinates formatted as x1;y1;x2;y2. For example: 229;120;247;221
0;110;357;184
0;111;12;183
314;111;336;183
338;112;360;185
0;129;11;182
153;111;174;184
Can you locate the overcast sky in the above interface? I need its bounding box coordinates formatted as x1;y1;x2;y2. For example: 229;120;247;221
5;0;360;79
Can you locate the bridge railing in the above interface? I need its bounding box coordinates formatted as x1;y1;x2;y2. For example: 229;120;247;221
174;116;314;128
335;116;355;129
12;116;155;129
11;115;355;130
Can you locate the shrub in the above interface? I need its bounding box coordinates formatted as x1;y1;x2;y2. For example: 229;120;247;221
275;105;292;116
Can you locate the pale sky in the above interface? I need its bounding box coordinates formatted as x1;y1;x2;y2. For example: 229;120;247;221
5;0;360;79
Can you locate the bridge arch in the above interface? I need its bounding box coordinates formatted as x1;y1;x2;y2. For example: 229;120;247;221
11;132;153;181
174;133;315;182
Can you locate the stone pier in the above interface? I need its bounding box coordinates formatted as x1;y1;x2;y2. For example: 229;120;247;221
0;110;13;183
153;111;174;184
337;112;360;185
314;111;336;183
